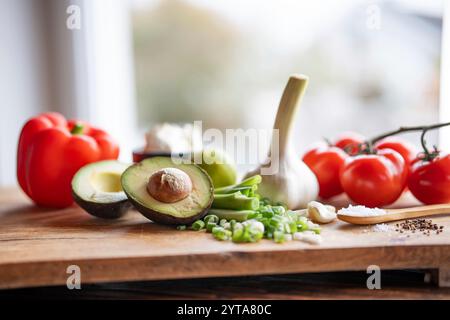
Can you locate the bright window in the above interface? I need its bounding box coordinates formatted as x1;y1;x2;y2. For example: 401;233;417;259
131;0;445;157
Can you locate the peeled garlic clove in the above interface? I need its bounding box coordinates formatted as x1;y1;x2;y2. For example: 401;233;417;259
307;201;337;224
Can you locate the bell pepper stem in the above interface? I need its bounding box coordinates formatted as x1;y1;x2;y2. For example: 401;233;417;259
71;123;84;135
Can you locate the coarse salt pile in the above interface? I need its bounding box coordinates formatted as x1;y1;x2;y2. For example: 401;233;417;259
371;223;392;233
337;205;387;217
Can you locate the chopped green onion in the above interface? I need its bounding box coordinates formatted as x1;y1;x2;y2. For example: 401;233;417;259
212;192;260;211
214;185;255;195
274;231;285;243
206;221;217;232
212;226;232;241
231;220;264;243
272;206;286;215
202;191;321;244
207;209;254;222
176;225;187;231
191;220;205;231
203;214;219;224
214;175;262;194
232;227;244;242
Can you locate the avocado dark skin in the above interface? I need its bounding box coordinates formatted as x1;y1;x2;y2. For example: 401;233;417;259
72;191;132;219
124;193;212;225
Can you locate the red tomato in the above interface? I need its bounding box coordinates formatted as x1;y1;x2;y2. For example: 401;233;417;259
408;154;450;204
374;137;417;166
334;132;365;155
303;143;348;199
340;149;407;207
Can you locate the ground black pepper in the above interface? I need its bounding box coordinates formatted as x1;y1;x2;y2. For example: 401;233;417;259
395;219;444;236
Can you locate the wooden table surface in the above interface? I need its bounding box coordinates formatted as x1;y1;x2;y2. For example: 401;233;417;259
0;187;449;293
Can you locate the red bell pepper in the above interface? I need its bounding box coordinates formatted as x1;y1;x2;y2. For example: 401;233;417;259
17;112;119;208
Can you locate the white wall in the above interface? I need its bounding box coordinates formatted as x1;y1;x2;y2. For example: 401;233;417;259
440;1;450;151
0;0;137;187
0;0;87;187
0;0;49;186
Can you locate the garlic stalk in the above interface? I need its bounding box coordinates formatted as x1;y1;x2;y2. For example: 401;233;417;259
245;75;318;209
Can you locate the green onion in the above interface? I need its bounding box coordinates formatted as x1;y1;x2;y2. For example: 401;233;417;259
212;226;232;241
297;217;309;231
207;209;254;222
214;175;262;194
176;225;187;231
214;185;256;195
232;228;244;242
231;220;264;243
229;219;237;231
206;221;217;232
272;206;286;215
274;231;285;243
212;192;260;210
191;220;205;231
200;186;321;244
203;214;219;224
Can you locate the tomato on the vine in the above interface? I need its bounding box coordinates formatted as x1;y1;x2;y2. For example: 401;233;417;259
408;154;450;205
303;143;348;199
374;137;417;166
340;148;407;207
334;132;365;155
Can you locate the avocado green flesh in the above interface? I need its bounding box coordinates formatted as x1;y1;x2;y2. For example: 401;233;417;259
121;157;213;220
72;160;129;204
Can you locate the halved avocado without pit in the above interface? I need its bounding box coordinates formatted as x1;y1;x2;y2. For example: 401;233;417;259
72;160;132;219
121;157;214;225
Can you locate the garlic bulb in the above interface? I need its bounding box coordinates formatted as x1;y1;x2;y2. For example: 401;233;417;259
245;75;318;209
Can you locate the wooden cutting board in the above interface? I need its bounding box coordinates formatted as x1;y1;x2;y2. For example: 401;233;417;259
0;187;449;289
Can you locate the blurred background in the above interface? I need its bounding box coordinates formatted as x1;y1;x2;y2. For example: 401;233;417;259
0;0;448;186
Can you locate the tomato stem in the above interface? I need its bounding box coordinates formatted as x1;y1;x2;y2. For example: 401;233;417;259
419;123;450;160
70;123;84;135
354;122;450;157
323;137;333;147
369;122;450;145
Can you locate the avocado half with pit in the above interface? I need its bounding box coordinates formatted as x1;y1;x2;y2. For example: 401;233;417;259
121;157;214;225
72;160;132;219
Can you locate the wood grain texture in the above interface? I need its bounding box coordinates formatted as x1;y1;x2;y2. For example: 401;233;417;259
0;188;449;289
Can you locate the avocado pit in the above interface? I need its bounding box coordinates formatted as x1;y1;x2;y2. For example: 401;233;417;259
147;168;193;203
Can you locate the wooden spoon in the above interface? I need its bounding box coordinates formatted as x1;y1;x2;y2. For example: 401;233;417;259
337;204;450;225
